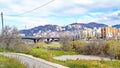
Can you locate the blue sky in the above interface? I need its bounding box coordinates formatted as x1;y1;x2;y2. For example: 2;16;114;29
0;0;120;30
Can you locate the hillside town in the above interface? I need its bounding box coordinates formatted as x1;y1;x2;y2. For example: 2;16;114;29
32;25;120;40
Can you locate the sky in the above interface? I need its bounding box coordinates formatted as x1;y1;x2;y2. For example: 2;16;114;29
0;0;120;30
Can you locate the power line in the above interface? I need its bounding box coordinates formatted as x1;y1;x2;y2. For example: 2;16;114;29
8;0;55;16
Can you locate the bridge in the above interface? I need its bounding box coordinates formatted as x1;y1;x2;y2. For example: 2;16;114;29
22;36;60;43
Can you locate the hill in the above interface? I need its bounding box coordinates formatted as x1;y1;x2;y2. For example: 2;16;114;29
20;22;108;36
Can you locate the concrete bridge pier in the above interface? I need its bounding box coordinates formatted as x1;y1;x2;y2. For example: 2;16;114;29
46;38;50;42
37;39;40;42
33;39;37;43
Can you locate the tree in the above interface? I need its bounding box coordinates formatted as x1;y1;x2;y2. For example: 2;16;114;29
0;26;21;50
60;33;73;51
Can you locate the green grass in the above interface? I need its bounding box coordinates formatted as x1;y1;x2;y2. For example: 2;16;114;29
1;43;120;68
0;48;10;52
46;42;62;48
26;48;120;68
0;55;26;68
63;60;120;68
35;42;62;49
0;48;21;52
27;48;76;60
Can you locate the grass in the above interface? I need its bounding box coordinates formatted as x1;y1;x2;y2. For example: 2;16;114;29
35;42;62;49
46;42;62;48
26;48;120;68
0;48;10;52
0;42;120;68
27;48;76;60
0;55;26;68
64;60;120;68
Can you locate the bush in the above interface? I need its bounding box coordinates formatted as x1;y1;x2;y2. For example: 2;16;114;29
83;40;106;55
69;40;86;53
104;40;120;59
82;40;120;60
83;42;103;55
13;42;30;53
62;43;73;51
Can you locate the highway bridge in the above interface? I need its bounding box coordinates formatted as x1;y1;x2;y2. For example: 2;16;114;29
22;36;60;43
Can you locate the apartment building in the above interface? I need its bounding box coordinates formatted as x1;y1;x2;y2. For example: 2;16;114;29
101;26;119;39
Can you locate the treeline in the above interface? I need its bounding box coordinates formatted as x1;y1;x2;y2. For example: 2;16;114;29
60;34;120;60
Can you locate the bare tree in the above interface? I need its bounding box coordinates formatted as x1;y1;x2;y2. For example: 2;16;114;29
0;26;21;50
59;32;73;51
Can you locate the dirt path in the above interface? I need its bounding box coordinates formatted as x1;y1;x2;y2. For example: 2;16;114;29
53;55;112;61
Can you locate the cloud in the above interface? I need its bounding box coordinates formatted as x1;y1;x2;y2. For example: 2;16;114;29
1;0;120;14
60;7;87;16
0;0;120;29
92;10;120;25
4;15;53;29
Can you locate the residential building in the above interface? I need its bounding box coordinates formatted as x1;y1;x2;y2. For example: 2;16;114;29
101;26;119;39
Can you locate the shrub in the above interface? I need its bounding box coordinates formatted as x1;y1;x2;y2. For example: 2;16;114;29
13;42;30;53
82;40;120;60
69;40;86;53
62;43;73;51
82;40;106;56
83;42;102;55
101;43;110;56
104;40;120;59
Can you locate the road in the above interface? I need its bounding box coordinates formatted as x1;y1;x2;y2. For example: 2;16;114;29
0;52;68;68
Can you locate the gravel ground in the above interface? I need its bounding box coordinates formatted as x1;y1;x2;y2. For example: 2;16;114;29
53;55;112;61
0;52;68;68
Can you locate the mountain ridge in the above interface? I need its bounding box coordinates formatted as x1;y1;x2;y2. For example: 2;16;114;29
20;22;120;36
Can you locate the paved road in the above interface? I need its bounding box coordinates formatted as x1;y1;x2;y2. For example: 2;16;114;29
53;55;112;61
0;52;68;68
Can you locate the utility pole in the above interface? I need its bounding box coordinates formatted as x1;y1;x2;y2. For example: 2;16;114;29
1;12;4;31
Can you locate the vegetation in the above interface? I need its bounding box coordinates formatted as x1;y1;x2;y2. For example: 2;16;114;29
83;41;104;55
0;41;120;68
69;40;86;53
34;42;62;50
65;60;120;68
0;26;30;53
35;42;46;48
60;38;120;60
0;26;22;50
18;48;120;68
0;26;120;68
60;33;73;51
103;40;120;59
0;55;26;68
46;42;62;49
27;48;76;60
